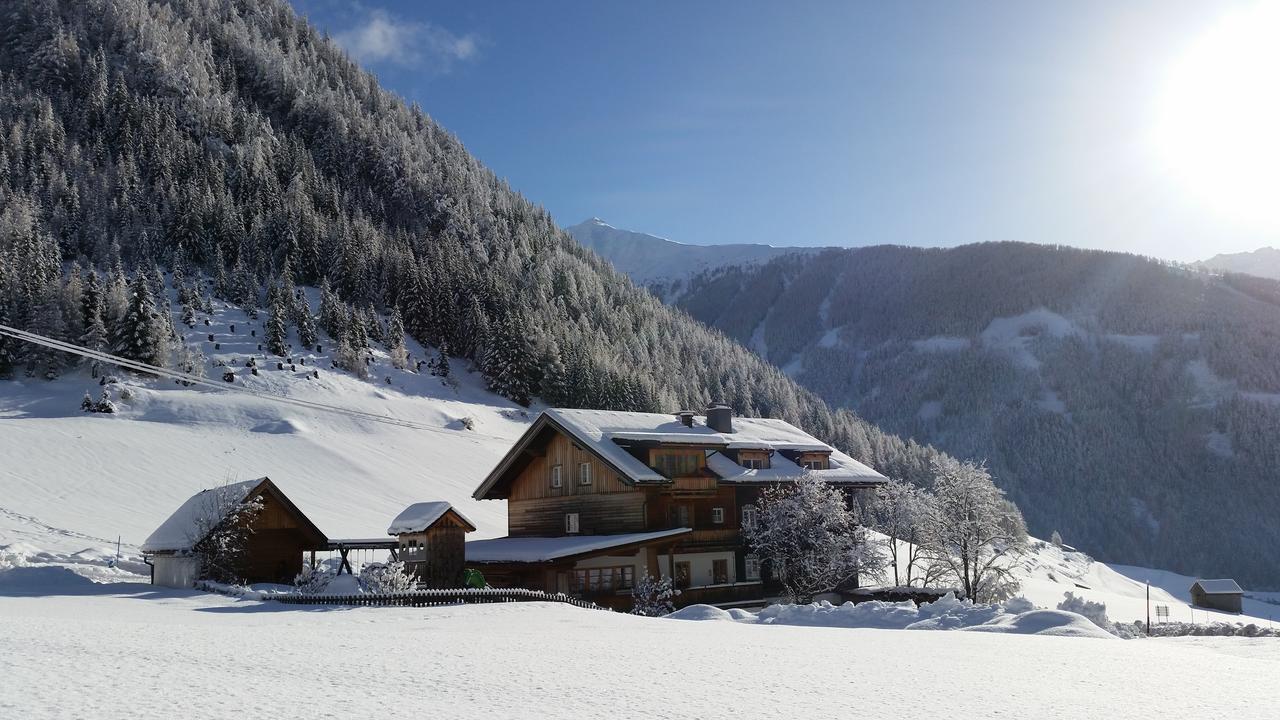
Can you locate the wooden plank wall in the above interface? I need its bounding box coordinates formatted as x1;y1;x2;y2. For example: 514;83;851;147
508;431;633;501
508;493;647;536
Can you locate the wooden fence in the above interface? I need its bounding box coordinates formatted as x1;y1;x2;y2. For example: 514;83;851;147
272;586;608;610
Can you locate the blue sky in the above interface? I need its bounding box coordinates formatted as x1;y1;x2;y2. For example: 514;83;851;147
290;1;1279;262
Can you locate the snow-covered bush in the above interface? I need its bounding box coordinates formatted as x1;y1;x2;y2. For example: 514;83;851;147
80;390;117;413
360;560;417;594
1001;596;1036;614
293;563;337;595
1057;591;1110;630
1113;620;1279;639
631;574;679;616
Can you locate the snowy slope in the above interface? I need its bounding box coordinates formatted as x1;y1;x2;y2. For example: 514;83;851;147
1;578;1277;720
0;287;529;570
1198;246;1280;281
567;218;816;287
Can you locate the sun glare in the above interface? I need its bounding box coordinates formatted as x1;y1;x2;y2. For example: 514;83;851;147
1152;2;1280;228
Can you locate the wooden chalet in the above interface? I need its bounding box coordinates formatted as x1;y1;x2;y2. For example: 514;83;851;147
469;405;887;609
142;477;327;587
387;502;476;588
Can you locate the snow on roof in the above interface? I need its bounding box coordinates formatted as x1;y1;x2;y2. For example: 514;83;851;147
704;451;880;484
141;478;265;553
1193;579;1242;595
386;501;475;535
543;408;885;484
465;528;692;563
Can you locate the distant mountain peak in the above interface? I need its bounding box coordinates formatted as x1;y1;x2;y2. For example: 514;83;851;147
1198;246;1280;282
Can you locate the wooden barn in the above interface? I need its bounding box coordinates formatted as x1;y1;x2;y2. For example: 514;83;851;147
142;477;327;587
1190;579;1243;613
387;502;476;588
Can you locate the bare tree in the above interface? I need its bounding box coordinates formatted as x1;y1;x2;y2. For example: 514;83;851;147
869;479;936;587
188;481;264;585
746;473;886;604
921;458;1028;603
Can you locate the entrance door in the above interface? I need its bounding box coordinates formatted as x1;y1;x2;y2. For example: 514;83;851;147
674;561;692;589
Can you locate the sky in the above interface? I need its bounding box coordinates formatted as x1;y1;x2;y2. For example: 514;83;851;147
289;1;1280;262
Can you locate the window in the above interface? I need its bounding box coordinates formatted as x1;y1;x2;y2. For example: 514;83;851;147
572;566;634;593
550;464;562;488
801;455;829;471
744;554;761;581
668;504;690;528
741;505;758;530
565;513;580;534
741;457;765;470
712;559;729;584
652;451;701;478
674;561;692;589
711;507;725;524
578;462;592;486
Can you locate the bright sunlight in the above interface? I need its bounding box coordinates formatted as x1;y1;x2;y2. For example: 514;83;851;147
1152;1;1280;228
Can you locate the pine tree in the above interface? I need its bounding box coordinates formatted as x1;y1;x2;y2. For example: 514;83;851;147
265;282;288;356
111;271;167;370
295;291;317;349
386;306;408;370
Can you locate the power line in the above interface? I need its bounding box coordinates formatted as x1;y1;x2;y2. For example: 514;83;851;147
0;323;515;441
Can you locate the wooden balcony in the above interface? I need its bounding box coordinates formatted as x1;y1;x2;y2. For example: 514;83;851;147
677;581;765;608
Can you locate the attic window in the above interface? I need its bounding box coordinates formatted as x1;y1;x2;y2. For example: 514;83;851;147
801;457;829;471
550;465;562;489
578;463;592;486
741;457;765;470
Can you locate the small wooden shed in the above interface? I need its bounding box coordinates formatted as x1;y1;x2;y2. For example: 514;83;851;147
387;502;476;588
142;477;327;587
1190;578;1243;613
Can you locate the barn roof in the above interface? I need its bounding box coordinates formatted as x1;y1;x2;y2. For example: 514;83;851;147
386;501;477;535
1192;579;1243;595
142;477;326;553
465;527;691;563
472;408;886;499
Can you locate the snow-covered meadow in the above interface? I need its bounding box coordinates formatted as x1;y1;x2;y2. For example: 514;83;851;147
2;566;1278;720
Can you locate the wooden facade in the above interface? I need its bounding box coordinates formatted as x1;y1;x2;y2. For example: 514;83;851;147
395;510;472;588
470;409;884;609
237;480;328;584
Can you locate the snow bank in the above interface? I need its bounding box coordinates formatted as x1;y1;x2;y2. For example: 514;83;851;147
670;593;1115;638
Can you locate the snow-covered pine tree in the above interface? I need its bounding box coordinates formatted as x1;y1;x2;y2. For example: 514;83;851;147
386;306;409;370
265;281;288;356
295;290;317;349
110;271;168;369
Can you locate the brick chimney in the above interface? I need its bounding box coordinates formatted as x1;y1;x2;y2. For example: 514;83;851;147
705;404;733;433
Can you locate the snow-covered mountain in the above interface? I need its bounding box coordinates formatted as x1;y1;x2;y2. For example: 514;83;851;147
576;225;1280;588
567;218;819;289
1198;246;1280;281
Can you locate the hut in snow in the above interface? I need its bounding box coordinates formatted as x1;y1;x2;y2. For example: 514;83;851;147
142;477;327;588
1189;579;1243;613
387;502;476;588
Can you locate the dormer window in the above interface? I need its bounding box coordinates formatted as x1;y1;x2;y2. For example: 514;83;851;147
741;457;765;470
652;449;701;478
801;457;829;471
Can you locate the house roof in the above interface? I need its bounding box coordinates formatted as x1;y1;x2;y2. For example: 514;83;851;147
472;408;887;499
465;528;692;563
1192;579;1243;595
142;477;326;553
386;501;477;535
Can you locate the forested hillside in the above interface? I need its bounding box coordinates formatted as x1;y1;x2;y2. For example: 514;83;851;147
654;242;1280;586
0;1;958;493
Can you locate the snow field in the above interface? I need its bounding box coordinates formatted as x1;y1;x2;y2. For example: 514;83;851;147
0;573;1277;720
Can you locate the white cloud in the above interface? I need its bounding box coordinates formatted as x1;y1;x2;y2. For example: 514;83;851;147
334;9;478;71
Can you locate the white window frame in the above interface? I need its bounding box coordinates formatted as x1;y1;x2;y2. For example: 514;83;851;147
565;512;580;534
711;507;725;524
578;462;592;486
550;464;562;489
742;505;758;530
744;554;761;581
